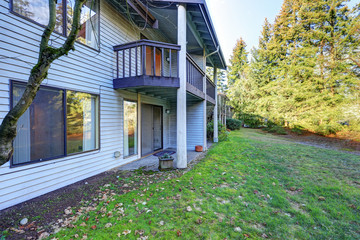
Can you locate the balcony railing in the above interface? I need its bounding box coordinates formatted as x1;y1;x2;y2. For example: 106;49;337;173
186;54;216;102
186;54;204;92
113;40;216;103
113;39;180;80
206;76;216;100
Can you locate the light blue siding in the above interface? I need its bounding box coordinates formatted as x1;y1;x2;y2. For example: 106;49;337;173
0;0;172;210
186;101;205;150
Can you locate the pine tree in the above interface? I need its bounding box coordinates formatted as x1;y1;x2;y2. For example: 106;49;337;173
227;38;248;85
228;0;360;137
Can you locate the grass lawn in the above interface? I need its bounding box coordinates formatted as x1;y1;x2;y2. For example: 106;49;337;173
52;129;359;239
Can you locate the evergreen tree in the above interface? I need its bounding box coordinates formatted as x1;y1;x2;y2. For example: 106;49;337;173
228;38;248;85
206;68;228;93
228;0;360;138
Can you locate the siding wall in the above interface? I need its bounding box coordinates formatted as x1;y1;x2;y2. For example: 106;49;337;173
190;54;205;72
186;100;204;150
0;0;170;210
168;102;177;149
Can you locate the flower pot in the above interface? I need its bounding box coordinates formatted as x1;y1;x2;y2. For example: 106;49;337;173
195;145;203;152
158;156;174;170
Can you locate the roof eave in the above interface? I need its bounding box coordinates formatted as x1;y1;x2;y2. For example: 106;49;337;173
152;0;226;70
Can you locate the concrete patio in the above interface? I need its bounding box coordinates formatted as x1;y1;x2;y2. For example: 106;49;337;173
118;142;213;171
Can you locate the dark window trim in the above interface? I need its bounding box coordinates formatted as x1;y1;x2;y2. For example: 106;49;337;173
123;98;138;158
9;80;100;168
9;0;101;52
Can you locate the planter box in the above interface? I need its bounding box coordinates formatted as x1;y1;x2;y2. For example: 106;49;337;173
158;156;174;170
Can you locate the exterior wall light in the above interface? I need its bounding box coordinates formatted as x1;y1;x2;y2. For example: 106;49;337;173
165;109;171;114
114;151;121;158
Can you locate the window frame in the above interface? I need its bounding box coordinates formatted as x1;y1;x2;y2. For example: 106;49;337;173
123;99;138;158
9;80;100;168
9;0;101;51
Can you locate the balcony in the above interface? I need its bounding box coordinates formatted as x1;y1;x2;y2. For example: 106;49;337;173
113;40;180;89
113;40;216;104
206;76;216;104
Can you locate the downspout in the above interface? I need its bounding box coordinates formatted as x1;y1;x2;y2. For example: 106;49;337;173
205;46;220;59
204;47;220;143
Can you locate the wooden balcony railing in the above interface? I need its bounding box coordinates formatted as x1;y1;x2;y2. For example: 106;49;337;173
186;54;216;102
206;76;216;100
186;54;204;92
113;39;180;80
113;40;216;103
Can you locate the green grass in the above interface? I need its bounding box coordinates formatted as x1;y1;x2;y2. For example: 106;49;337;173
53;129;360;239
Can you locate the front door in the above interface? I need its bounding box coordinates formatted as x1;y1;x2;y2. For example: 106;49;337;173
141;104;163;156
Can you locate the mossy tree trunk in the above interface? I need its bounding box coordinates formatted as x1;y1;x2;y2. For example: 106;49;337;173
0;0;87;165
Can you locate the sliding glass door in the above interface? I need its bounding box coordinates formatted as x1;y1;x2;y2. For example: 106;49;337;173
124;100;137;157
141;104;163;156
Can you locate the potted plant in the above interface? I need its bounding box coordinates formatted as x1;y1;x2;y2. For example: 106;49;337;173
158;153;174;170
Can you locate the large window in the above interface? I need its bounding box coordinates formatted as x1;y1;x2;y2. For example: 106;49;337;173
67;91;99;154
124;101;137;157
11;0;100;49
12;82;99;166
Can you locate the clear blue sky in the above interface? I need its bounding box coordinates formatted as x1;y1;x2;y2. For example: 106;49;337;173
207;0;284;65
206;0;358;66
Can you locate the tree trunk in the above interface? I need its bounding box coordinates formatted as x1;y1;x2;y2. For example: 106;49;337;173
0;0;86;166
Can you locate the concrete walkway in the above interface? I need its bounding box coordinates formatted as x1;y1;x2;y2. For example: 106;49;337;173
118;142;213;171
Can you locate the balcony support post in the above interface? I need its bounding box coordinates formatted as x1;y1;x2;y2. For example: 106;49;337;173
176;3;187;169
202;48;207;151
137;93;142;158
213;67;218;142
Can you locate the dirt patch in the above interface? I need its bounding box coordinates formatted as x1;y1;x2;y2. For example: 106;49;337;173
276;129;360;155
0;170;132;240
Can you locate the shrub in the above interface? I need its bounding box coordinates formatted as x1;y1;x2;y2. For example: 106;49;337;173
265;125;287;135
291;125;304;135
239;114;262;128
226;119;241;130
314;123;343;136
218;131;229;142
207;121;227;141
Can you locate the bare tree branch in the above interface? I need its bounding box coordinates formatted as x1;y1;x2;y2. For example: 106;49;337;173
348;57;360;68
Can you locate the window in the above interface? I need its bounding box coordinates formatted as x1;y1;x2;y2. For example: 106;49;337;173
124;100;137;157
11;0;100;49
12;82;99;166
12;83;65;164
67;91;99;154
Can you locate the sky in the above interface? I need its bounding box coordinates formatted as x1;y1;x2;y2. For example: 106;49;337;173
206;0;358;66
207;0;284;65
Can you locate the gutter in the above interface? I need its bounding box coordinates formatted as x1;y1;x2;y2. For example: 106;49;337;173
198;4;226;69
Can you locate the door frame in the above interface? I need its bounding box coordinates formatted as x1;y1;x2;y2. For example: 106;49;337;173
141;103;163;156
